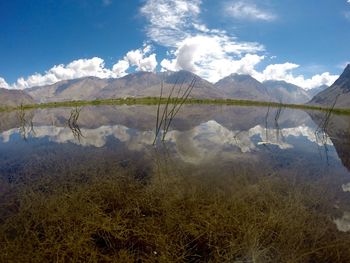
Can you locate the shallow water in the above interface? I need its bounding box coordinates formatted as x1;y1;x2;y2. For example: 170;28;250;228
1;104;350;232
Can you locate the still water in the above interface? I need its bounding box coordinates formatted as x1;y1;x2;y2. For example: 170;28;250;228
1;105;350;232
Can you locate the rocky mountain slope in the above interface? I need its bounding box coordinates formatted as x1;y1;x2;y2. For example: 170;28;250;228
215;74;311;104
309;65;350;108
262;80;311;104
307;85;328;98
214;74;271;102
0;88;35;107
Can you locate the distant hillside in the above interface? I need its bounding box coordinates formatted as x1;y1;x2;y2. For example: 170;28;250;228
307;85;328;98
0;88;35;107
98;71;225;99
215;74;310;104
28;71;226;102
27;77;112;103
262;80;311;104
215;74;271;102
309;65;350;108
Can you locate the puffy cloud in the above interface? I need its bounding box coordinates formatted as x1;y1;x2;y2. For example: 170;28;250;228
5;45;157;90
112;60;129;77
161;35;264;82
10;57;119;90
252;63;338;89
125;45;158;72
161;39;337;88
258;63;300;80
225;1;276;21
0;77;9;89
49;57;116;79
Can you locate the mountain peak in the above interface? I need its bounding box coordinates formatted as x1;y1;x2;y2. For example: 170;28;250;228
264;80;287;84
342;64;350;76
331;64;350;88
227;73;255;82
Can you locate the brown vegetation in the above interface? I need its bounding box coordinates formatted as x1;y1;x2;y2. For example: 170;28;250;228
1;166;350;262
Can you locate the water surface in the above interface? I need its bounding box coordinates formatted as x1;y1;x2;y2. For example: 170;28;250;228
1;104;350;232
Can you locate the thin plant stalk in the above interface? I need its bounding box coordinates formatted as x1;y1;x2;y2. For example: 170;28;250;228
162;78;196;141
153;77;196;144
153;79;179;144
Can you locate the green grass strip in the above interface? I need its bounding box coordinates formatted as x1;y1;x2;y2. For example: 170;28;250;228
1;97;350;115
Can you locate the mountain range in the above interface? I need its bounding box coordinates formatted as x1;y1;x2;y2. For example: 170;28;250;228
24;70;321;104
26;71;226;103
1;66;348;107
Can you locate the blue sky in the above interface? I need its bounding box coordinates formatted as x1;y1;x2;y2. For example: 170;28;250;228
0;0;350;90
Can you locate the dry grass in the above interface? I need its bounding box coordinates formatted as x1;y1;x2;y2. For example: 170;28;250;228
0;166;350;263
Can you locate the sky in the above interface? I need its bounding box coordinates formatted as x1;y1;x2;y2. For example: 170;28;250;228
0;0;350;90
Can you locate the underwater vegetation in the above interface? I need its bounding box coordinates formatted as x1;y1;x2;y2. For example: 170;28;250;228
1;160;350;262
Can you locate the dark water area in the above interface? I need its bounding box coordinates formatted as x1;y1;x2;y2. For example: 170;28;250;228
1;104;350;261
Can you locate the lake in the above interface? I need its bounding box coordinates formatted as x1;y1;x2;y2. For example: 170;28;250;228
1;104;350;262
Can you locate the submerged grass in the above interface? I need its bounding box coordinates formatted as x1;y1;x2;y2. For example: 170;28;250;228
1;166;350;262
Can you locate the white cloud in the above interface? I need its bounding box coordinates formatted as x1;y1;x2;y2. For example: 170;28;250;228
125;45;158;72
225;1;276;21
10;57;118;90
4;45;157;90
161;35;264;82
112;60;129;77
0;77;9;89
252;63;338;89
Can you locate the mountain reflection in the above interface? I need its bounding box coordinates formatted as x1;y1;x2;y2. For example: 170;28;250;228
309;111;350;171
0;105;344;171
